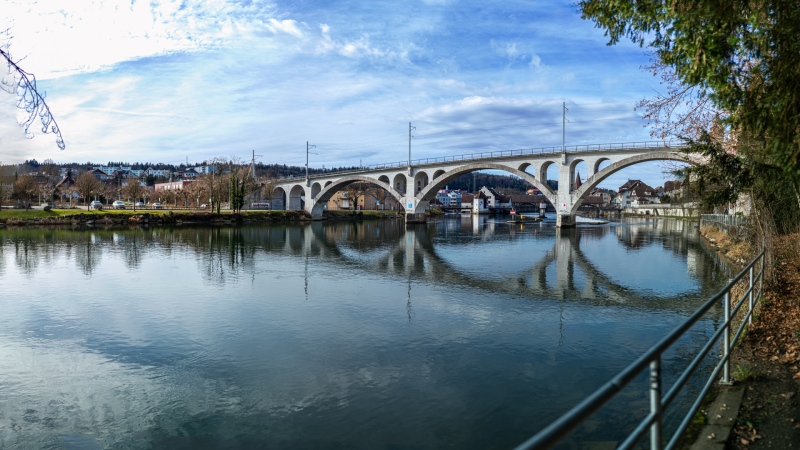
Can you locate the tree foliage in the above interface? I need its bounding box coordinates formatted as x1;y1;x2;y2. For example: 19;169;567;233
580;0;800;184
226;165;255;214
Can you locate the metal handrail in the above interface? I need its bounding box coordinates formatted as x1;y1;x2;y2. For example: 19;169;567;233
276;140;689;182
514;246;765;450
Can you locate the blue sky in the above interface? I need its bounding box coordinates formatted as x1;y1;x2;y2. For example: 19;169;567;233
0;0;682;189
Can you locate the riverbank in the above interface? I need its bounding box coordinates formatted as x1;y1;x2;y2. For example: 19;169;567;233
0;209;311;226
697;225;800;448
0;209;406;227
727;232;800;449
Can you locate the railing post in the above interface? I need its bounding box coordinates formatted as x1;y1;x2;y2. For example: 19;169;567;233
649;358;663;450
748;266;754;326
721;291;732;385
759;246;765;299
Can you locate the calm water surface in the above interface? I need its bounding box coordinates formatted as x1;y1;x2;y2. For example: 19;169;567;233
0;216;731;449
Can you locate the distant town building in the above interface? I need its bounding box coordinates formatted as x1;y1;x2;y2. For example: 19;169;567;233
479;186;512;209
574;172;583;191
617;180;660;207
154;180;195;192
435;188;462;208
193;165;217;175
590;188;617;207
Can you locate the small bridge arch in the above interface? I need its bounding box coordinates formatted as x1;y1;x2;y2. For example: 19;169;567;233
310;175;404;218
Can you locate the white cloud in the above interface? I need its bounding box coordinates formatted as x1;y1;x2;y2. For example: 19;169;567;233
316;25;412;66
529;54;542;69
266;18;304;37
2;0;281;78
490;39;543;70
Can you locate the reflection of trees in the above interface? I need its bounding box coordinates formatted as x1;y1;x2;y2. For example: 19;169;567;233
14;237;42;274
74;234;102;276
200;228;256;282
7;230;65;276
122;233;145;270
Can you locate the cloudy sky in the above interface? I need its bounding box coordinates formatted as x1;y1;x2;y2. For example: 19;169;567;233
0;0;680;188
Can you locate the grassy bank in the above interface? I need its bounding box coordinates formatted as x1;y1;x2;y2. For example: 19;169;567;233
0;208;312;226
0;208;406;226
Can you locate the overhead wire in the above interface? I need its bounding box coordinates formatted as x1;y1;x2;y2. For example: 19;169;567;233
301;108;645;160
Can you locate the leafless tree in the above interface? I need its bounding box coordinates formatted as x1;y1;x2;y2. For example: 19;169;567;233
74;172;101;210
636;56;725;143
342;182;373;211
121;179;147;211
12;173;37;205
185;181;206;208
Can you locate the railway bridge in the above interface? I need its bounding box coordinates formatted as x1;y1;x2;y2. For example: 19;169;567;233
270;141;689;227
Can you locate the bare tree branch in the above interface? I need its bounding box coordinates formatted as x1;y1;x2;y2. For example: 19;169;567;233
1;44;65;150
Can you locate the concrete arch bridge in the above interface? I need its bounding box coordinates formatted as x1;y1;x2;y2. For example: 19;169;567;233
270;141;690;227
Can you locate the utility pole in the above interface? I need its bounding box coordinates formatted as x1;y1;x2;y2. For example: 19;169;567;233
562;102;569;152
306;141;316;181
408;122;416;168
251;149;257;183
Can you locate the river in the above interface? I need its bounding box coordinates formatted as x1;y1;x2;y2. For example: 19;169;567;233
0;216;731;449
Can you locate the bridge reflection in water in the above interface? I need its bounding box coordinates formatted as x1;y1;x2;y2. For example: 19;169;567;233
273;216;725;309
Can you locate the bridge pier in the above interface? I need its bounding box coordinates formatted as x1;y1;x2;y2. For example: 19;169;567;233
556;214;576;228
405;213;427;224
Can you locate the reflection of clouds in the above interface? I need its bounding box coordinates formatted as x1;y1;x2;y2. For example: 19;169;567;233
0;338;243;448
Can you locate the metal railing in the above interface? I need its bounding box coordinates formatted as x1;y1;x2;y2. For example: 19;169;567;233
514;246;765;450
276;140;688;182
700;214;749;235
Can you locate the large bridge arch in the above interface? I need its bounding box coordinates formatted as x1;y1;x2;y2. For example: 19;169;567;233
310;175;404;218
570;152;689;214
415;162;556;212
